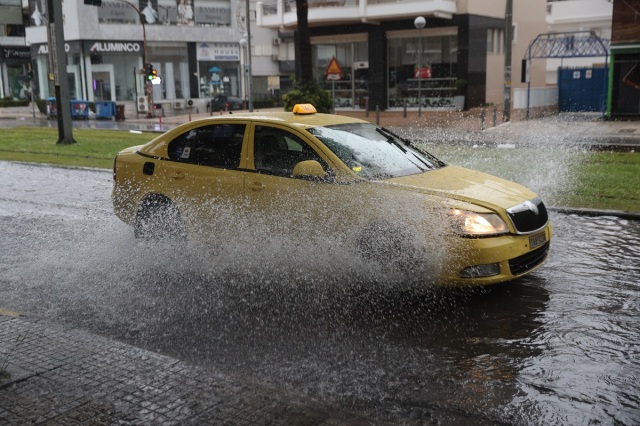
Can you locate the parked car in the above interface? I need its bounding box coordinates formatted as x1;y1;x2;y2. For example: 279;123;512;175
112;104;551;287
208;95;244;112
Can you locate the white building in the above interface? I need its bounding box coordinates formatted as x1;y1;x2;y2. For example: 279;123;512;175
0;0;30;101
545;0;613;84
22;0;282;111
258;0;550;112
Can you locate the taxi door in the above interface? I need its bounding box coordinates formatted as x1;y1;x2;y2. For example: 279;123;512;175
243;123;357;239
155;121;250;237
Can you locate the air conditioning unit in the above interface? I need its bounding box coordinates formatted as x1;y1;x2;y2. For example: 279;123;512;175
271;54;279;61
137;96;149;112
186;99;194;108
173;101;184;109
272;37;281;46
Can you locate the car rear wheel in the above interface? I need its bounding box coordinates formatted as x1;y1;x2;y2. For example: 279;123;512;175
134;196;186;240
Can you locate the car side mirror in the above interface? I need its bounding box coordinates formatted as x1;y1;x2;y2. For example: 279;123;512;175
291;160;326;180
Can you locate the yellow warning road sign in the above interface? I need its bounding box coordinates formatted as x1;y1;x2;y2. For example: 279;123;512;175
325;57;342;80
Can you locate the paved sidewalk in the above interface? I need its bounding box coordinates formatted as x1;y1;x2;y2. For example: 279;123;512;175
2;104;639;149
0;313;380;425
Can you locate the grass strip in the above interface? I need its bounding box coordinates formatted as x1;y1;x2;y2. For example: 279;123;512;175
0;127;153;169
1;127;638;213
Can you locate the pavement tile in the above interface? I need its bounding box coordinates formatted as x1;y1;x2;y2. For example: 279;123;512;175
0;315;383;425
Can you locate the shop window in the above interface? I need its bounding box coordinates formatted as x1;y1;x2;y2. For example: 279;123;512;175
487;28;504;53
312;41;368;110
387;34;458;109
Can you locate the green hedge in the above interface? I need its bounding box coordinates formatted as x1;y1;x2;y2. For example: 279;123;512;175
0;99;30;108
283;79;332;113
252;99;278;109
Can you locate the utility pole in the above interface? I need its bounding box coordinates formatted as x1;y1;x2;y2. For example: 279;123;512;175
503;0;513;122
47;0;76;144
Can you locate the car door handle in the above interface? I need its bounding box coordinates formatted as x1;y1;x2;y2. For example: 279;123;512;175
172;171;185;180
248;181;265;191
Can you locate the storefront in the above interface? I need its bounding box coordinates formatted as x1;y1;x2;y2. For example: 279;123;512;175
0;46;32;100
196;42;242;100
85;40;146;102
32;40;141;103
31;41;84;101
609;50;640;118
31;38;245;105
312;35;369;109
387;27;458;109
309;23;460;110
608;0;640;118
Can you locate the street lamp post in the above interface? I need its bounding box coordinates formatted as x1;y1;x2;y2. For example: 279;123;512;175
414;16;426;117
240;39;254;111
239;38;249;108
111;0;150;116
244;0;254;111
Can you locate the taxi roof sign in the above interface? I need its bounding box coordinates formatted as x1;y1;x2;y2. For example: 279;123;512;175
292;104;317;114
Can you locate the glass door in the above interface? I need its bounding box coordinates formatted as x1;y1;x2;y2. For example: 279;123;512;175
90;64;115;101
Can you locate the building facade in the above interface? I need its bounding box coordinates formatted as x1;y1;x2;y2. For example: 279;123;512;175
0;0;31;101
257;0;548;112
608;0;640;118
20;0;281;111
546;0;612;85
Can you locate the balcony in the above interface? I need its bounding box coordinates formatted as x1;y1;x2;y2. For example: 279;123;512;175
257;0;456;29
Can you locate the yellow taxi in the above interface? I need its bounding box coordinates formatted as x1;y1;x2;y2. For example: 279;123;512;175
112;104;551;286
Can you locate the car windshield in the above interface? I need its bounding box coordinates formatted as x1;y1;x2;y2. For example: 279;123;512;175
308;123;445;179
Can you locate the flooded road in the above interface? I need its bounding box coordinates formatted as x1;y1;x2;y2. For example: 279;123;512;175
1;161;639;424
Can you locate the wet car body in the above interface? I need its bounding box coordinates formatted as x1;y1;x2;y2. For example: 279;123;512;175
112;105;551;286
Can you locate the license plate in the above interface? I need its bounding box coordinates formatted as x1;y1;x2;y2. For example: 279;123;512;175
529;232;547;250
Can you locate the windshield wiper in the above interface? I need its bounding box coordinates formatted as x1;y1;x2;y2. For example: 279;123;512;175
375;127;407;153
379;127;446;168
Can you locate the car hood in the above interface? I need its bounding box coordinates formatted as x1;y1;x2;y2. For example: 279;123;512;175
380;165;538;211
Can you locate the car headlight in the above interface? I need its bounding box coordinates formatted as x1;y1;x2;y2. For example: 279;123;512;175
449;209;509;236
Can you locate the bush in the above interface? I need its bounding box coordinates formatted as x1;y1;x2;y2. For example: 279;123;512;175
0;98;30;108
283;79;332;113
36;98;46;113
252;99;277;109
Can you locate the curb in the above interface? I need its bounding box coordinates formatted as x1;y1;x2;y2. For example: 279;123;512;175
549;206;640;221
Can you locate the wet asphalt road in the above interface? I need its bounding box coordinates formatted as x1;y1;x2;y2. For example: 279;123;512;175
1;160;640;424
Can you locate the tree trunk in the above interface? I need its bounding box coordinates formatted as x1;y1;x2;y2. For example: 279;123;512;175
295;0;313;84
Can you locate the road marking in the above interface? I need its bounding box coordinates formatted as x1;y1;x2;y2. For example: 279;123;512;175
0;308;21;317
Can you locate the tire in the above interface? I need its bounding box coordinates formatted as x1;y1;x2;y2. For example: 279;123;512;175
134;196;186;240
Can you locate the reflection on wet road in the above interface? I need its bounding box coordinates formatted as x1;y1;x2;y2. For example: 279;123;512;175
1;162;639;424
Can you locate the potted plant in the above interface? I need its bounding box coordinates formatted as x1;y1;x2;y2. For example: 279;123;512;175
454;79;467;111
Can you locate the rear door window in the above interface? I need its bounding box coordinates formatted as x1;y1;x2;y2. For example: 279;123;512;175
168;123;246;169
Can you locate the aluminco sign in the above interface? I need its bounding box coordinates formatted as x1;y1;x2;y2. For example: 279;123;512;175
90;42;141;53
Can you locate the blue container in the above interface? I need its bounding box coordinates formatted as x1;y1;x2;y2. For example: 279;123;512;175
95;101;116;120
46;97;57;119
70;100;90;119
